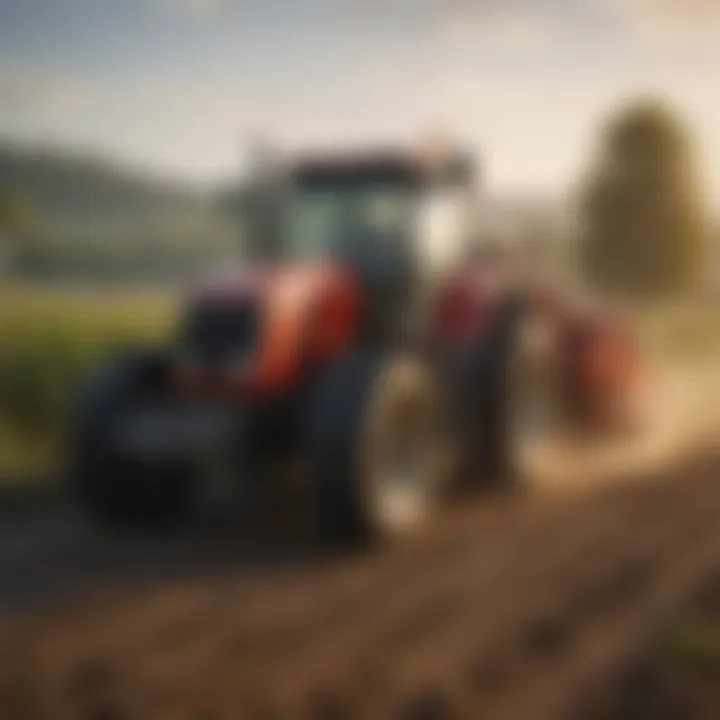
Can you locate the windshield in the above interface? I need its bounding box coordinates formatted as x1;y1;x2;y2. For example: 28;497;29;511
283;184;414;259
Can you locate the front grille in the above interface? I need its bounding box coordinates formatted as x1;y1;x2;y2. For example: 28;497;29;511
183;301;259;367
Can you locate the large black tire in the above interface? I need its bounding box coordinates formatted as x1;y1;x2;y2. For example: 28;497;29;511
474;296;524;481
71;351;196;527
306;349;449;548
474;295;564;486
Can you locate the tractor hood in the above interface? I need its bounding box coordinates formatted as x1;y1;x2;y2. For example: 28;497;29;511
182;263;363;397
190;262;360;318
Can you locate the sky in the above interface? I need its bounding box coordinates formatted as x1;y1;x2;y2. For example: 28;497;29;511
2;0;720;197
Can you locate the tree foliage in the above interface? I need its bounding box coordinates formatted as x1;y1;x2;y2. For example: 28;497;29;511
580;100;707;300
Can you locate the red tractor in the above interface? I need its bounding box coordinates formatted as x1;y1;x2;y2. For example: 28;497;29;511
71;149;645;545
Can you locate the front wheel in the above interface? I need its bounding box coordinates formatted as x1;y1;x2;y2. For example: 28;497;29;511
72;355;196;528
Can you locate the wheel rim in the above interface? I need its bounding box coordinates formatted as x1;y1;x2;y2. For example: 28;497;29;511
362;361;444;533
508;315;565;480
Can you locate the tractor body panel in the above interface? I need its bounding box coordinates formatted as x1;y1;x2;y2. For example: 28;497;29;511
72;145;646;533
176;264;362;401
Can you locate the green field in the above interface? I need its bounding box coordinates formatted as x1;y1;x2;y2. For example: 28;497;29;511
1;283;718;485
0;283;176;480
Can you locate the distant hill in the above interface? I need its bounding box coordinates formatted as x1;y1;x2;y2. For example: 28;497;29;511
0;140;596;282
0;140;210;221
0;141;238;281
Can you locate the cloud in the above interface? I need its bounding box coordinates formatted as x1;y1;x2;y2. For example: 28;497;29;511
620;0;720;22
432;1;573;48
608;0;720;42
409;0;720;47
156;0;228;15
0;65;89;113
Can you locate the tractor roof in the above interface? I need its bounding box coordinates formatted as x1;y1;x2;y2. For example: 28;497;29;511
290;148;475;188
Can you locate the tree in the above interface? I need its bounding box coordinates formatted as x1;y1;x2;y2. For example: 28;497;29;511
579;99;707;300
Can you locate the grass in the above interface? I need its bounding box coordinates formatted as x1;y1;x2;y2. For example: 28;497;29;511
0;283;176;482
667;616;720;670
0;283;718;487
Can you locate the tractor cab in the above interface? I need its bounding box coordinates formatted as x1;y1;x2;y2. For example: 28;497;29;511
245;149;478;336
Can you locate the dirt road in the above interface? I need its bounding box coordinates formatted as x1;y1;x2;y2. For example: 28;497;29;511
0;360;718;719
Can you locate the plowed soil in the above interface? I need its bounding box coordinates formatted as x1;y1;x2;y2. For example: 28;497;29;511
0;360;719;720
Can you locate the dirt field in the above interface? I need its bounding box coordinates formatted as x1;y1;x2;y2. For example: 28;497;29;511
0;360;719;720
